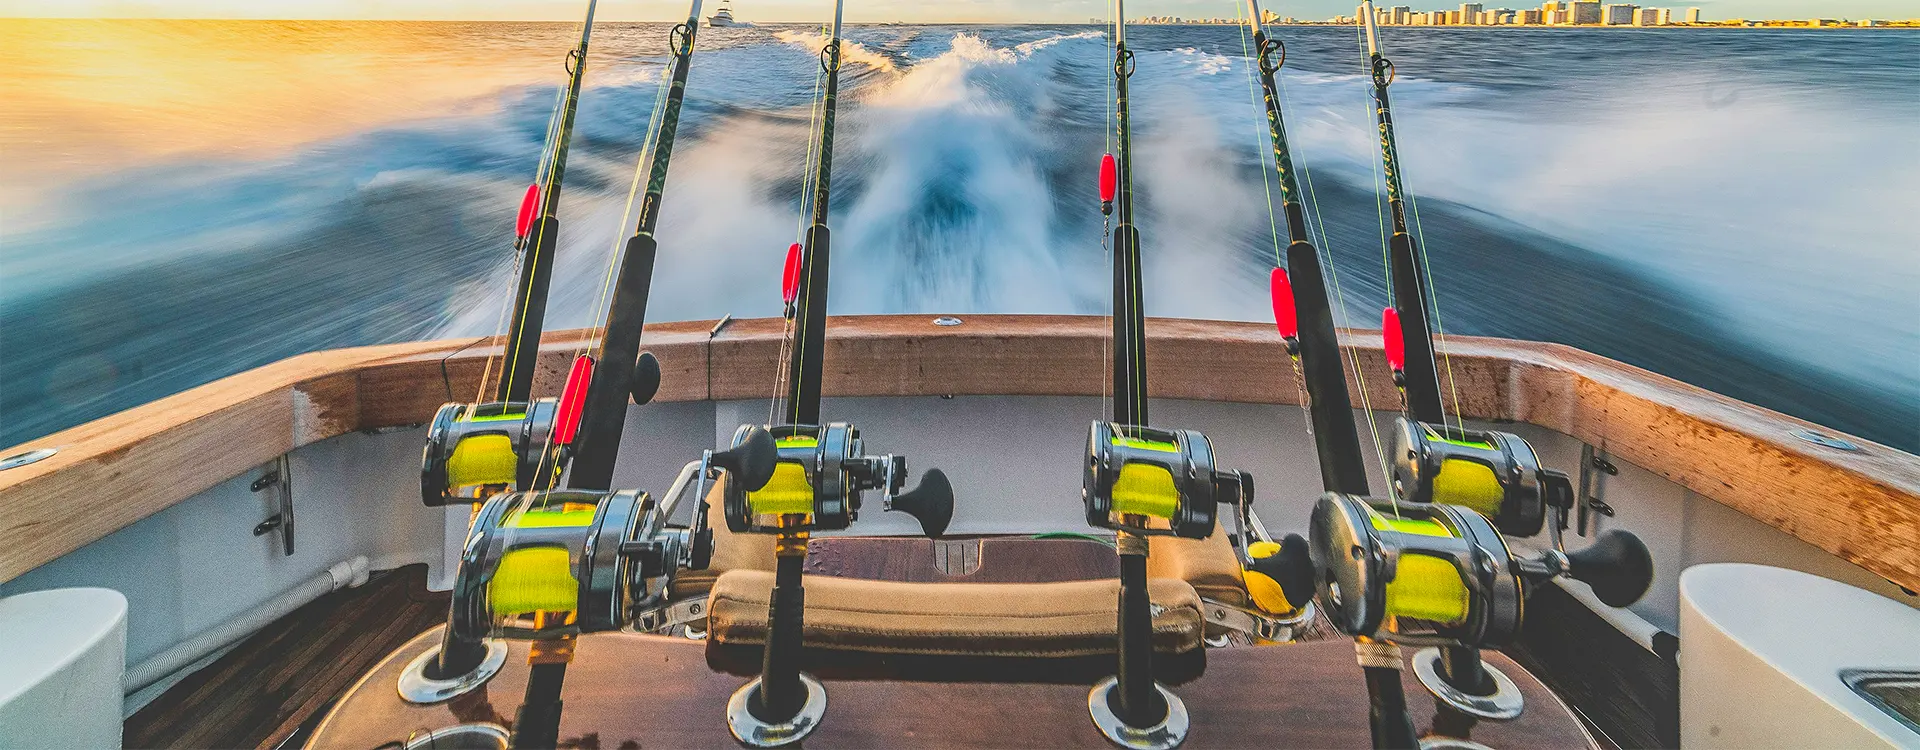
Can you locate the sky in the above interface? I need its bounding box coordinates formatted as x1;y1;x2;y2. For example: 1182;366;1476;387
0;0;1911;22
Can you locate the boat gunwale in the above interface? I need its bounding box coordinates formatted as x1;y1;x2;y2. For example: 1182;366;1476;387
2;314;1914;590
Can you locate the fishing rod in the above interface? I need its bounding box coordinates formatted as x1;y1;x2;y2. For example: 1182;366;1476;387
499;0;599;405
412;0;604;701
1359;0;1445;425
1240;0;1369;496
724;7;953;745
507;2;705;746
1232;4;1416;748
1076;4;1270;747
416;1;602;511
1104;0;1147;427
780;0;847;426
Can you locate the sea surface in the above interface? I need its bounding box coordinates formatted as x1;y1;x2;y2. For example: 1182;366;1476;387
2;19;1915;451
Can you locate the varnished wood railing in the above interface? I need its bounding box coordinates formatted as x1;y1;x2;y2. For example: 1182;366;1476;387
3;315;1915;590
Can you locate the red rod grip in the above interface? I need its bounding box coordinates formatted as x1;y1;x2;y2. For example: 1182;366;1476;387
554;354;595;445
515;183;542;239
1098;153;1117;205
1382;307;1405;372
1270;267;1298;340
781;243;803;304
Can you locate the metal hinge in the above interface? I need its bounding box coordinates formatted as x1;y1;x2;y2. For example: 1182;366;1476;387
252;455;294;556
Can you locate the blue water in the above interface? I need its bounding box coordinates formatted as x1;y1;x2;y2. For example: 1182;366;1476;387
2;21;1915;451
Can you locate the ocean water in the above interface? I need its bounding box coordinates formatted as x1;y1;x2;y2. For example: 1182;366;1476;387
1;20;1915;451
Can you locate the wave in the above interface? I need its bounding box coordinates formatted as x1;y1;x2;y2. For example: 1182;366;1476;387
2;25;1912;452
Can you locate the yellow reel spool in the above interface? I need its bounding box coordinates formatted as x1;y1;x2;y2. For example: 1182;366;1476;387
1431;457;1504;519
485;502;597;617
746;462;814;516
489;546;579;616
1369;511;1470;626
1111;462;1179;519
446;433;518;490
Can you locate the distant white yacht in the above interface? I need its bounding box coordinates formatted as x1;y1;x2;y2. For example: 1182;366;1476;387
706;0;736;27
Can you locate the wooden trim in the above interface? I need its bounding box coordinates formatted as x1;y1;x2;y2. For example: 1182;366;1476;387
3;315;1915;590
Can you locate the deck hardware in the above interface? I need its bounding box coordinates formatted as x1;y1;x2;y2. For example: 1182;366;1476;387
1411;648;1524;720
400;723;510;750
727;673;827;748
396;641;509;704
1088;676;1190;750
933;316;964;326
1577;445;1615;538
1791;429;1861;452
709;313;734;337
251;455;294;556
0;448;57;470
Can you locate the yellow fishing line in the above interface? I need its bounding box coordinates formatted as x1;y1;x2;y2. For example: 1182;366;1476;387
446;434;517;490
747;462;815;516
489;546;579;616
1111;463;1179;519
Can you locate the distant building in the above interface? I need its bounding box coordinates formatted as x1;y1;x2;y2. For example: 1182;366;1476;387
1519;8;1544;23
1603;4;1638;24
1570;1;1603;24
1685;6;1702;22
1391;5;1412;23
1459;3;1484;24
1634;7;1660;24
1656;7;1672;24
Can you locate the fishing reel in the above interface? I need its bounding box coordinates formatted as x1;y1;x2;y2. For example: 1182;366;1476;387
419;353;663;506
722;423;953;538
398;428;778;704
1308;493;1653;719
1388;417;1570;538
1083;422;1236;539
420;400;561;506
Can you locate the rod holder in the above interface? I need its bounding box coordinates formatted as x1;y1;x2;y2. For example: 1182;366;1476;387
727;536;825;747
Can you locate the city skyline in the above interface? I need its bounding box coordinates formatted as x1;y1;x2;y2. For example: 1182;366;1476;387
1;0;1914;22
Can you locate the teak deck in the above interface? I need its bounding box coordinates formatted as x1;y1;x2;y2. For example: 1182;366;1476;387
3;315;1916;591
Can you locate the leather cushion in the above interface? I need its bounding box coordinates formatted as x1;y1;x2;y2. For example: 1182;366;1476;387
1148;518;1251;607
706;570;1205;657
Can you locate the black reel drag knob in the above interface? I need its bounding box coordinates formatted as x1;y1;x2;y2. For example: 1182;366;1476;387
631;351;662;406
891;468;954;539
1246;533;1317;612
714;425;780;491
1565;528;1654;607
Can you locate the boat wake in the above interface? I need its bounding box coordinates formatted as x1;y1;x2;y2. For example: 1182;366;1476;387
2;25;1913;452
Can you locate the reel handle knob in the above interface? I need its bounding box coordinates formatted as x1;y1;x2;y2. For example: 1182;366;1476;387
890;468;954;539
1246;533;1317;611
631;351;662;406
713;426;780;492
1564;529;1654;607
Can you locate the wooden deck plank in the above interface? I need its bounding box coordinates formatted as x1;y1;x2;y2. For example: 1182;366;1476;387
124;565;448;750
